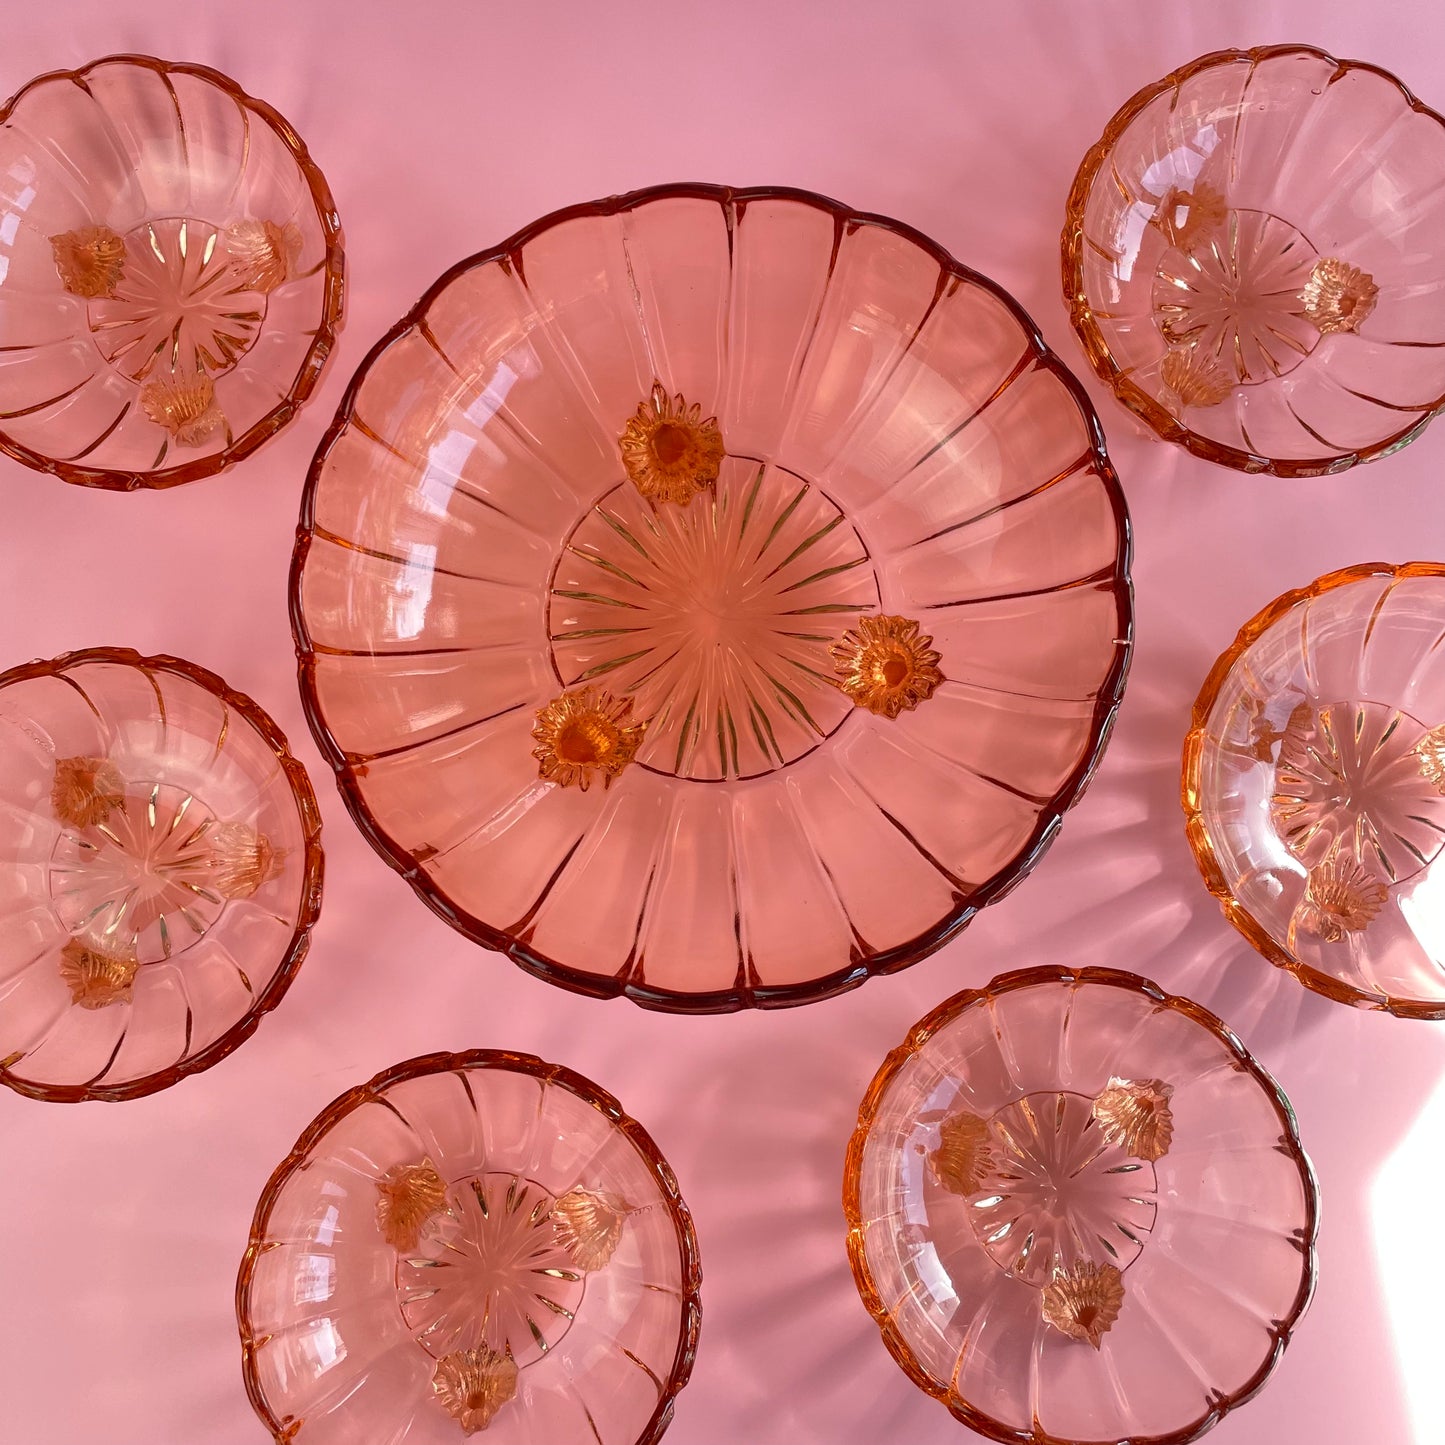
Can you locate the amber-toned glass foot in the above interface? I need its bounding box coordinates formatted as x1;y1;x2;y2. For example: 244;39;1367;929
1090;1077;1174;1161
225;219;304;294
50;225;126;299
1041;1260;1125;1349
1185;562;1445;1018
57;938;139;1009
375;1160;448;1251
1159;344;1234;413
433;1347;518;1435
619;383;724;504
551;1187;631;1270
1300;257;1378;334
238;1051;701;1444
531;686;645;790
830;614;943;717
845;967;1317;1444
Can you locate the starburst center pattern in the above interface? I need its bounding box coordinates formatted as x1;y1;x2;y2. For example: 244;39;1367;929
1153;209;1320;384
395;1172;586;1368
549;458;881;780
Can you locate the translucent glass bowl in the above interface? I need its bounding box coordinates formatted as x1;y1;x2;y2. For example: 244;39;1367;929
844;966;1318;1445
0;54;344;489
0;648;322;1101
1064;44;1445;475
1184;561;1445;1018
292;182;1132;1012
237;1050;701;1445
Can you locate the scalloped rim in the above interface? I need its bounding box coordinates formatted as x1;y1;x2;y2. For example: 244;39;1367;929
1182;559;1445;1019
0;53;346;491
0;646;325;1101
1062;43;1445;478
842;964;1321;1445
290;180;1135;1014
236;1048;702;1445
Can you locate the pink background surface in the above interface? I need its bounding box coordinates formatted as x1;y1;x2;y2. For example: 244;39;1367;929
2;3;1443;1443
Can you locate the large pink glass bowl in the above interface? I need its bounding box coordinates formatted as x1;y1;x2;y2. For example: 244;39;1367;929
0;54;344;489
1064;45;1445;476
843;966;1318;1445
1184;561;1445;1019
292;182;1133;1013
237;1050;701;1445
0;648;323;1101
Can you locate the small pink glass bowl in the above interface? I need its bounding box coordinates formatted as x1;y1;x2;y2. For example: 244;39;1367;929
237;1050;701;1445
0;648;322;1102
1065;44;1445;476
1184;561;1445;1019
292;182;1132;1013
0;54;344;490
844;966;1318;1445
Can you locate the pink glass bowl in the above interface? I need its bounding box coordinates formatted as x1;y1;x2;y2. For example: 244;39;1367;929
237;1050;701;1445
1064;45;1445;476
0;648;322;1101
292;182;1132;1013
1184;561;1445;1019
0;54;344;489
844;966;1318;1445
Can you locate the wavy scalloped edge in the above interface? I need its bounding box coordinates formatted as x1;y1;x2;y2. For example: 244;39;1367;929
1182;559;1445;1019
236;1049;702;1445
0;53;346;490
290;180;1135;1014
842;964;1321;1445
1062;43;1445;478
0;646;325;1101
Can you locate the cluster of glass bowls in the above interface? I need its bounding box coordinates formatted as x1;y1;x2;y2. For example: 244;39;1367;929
2;40;1443;1445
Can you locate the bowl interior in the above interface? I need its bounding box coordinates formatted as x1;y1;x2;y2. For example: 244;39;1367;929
239;1055;698;1445
1069;46;1445;472
0;652;318;1098
847;971;1316;1444
0;56;340;485
1188;566;1445;1015
296;186;1130;1009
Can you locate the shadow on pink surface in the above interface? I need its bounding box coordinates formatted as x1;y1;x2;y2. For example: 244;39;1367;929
655;628;1442;1444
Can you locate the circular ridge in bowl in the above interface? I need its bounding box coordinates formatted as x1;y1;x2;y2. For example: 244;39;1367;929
843;964;1319;1445
0;53;344;489
1184;559;1445;1018
237;1049;701;1445
291;181;1133;1013
1064;44;1445;476
0;646;323;1101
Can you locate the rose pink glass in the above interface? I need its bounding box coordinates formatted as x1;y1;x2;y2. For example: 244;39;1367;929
237;1051;701;1445
0;54;344;489
1184;561;1445;1019
0;648;322;1101
1064;45;1445;476
844;966;1318;1445
292;182;1132;1012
